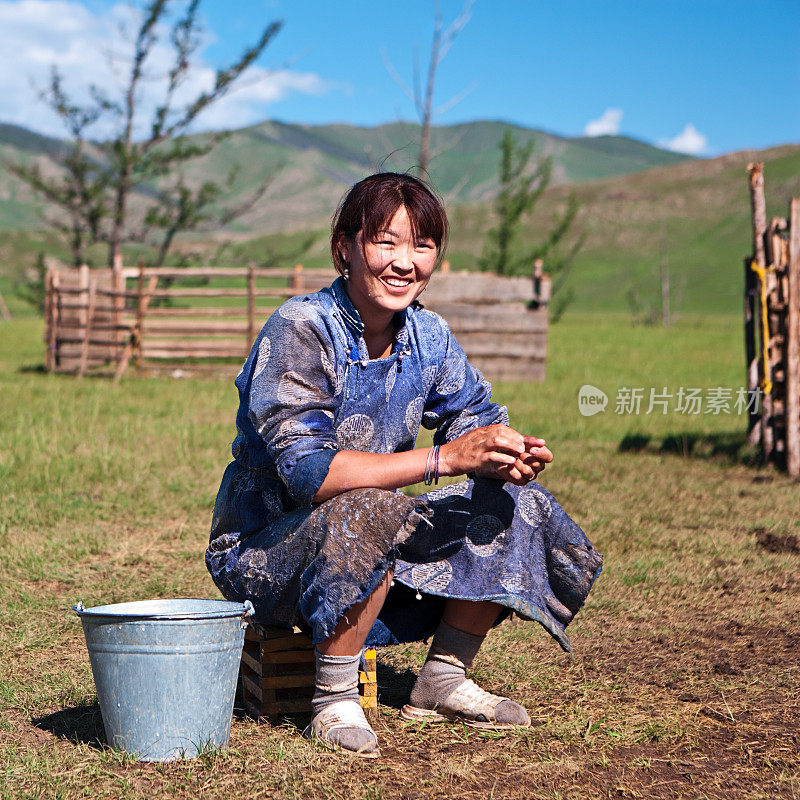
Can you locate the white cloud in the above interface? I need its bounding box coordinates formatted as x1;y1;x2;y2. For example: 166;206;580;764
658;123;708;155
583;107;623;137
0;0;329;138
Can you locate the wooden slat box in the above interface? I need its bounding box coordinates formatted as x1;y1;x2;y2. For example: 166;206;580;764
240;622;378;720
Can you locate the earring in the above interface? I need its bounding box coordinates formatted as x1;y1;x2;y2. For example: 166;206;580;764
342;265;350;281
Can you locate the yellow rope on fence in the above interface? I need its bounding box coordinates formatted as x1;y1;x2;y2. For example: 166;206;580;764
750;259;773;395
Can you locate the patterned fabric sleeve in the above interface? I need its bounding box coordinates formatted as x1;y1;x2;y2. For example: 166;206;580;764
247;302;343;507
421;318;510;444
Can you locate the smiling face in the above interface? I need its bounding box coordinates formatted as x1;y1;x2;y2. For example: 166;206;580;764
339;205;438;329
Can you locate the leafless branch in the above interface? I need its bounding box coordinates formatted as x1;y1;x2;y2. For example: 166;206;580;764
434;79;478;117
213;175;273;228
383;0;475;175
442;169;474;205
381;47;415;105
436;0;474;62
428;125;468;161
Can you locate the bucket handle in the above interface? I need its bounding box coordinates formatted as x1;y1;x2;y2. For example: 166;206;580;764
73;600;254;622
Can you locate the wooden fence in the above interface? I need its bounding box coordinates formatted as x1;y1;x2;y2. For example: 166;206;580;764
423;268;550;381
745;163;800;477
44;262;551;382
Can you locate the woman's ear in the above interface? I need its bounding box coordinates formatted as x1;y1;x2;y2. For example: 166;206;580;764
336;233;350;265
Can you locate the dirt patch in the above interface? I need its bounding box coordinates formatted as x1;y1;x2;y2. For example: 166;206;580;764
754;528;800;554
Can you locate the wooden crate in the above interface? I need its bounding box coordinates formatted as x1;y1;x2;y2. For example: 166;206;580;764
239;622;378;720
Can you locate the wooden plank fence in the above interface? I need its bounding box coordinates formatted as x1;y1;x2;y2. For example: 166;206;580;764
44;261;551;383
423;269;550;381
745;163;800;477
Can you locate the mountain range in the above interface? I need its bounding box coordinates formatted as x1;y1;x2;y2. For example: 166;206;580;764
0;119;690;234
1;119;798;318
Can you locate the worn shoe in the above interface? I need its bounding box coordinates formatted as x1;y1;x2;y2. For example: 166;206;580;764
400;678;531;729
302;699;380;758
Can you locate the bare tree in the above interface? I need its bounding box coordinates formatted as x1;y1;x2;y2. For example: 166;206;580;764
8;1;282;267
382;0;475;176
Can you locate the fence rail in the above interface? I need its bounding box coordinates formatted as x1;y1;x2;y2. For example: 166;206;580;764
44;260;551;382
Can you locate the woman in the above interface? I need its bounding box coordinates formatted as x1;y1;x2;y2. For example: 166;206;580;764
206;172;602;758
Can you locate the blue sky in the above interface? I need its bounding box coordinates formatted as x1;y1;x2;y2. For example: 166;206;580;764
1;0;797;155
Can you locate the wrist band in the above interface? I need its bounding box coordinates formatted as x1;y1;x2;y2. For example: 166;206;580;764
424;445;440;486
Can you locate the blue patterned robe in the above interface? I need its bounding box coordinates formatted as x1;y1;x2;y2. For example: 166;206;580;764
206;278;602;652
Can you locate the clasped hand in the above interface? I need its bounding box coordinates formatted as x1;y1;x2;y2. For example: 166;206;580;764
439;424;554;486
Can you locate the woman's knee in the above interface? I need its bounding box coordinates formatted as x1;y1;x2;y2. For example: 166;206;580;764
487;480;553;519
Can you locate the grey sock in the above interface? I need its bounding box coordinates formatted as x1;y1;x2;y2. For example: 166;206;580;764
409;620;483;710
312;651;361;713
409;620;528;725
310;651;376;753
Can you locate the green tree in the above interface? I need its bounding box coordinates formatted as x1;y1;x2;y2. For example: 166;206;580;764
7;71;108;266
479;129;582;318
8;0;281;267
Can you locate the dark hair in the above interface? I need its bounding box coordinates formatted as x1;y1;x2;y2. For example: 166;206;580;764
330;172;449;276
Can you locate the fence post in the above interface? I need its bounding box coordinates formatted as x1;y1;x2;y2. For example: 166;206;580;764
44;269;53;371
747;163;772;457
75;263;90;376
78;262;90;330
50;271;60;371
531;258;543;309
135;258;146;371
743;256;759;443
787;199;800;479
112;251;124;356
78;275;98;378
247;261;256;347
291;263;303;293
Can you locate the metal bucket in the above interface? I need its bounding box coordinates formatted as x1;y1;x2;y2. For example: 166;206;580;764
74;598;253;761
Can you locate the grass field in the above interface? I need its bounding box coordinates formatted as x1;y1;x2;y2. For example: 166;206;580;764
1;313;798;799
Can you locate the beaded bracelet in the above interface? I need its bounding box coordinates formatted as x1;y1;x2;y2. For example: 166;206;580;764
424;445;440;486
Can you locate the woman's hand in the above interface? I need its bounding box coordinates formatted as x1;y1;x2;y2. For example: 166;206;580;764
495;435;553;485
439;425;554;486
481;435;553;485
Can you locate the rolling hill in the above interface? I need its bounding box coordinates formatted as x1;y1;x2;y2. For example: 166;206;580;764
1;119;797;320
447;143;800;315
216;142;800;317
0;119;689;235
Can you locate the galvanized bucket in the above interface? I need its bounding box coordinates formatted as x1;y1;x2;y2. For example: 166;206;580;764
74;598;253;761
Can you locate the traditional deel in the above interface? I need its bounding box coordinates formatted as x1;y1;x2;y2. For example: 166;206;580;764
206;278;603;652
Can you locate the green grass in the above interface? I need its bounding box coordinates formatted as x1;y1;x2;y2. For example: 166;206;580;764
1;313;798;799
